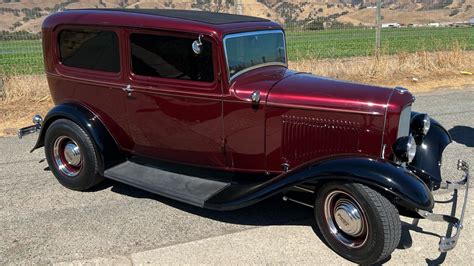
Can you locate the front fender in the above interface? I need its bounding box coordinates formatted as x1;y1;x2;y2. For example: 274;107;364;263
205;155;434;211
32;102;123;171
409;113;452;189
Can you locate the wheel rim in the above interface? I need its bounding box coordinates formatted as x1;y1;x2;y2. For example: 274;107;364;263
323;190;369;248
52;136;82;177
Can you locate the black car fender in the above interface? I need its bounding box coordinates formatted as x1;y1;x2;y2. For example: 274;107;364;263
409;112;452;189
31;102;124;172
205;155;434;211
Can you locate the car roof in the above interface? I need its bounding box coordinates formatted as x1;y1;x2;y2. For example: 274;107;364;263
73;9;271;25
44;9;282;39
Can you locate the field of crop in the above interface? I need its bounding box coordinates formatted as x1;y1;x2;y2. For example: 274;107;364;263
0;27;473;75
286;26;474;60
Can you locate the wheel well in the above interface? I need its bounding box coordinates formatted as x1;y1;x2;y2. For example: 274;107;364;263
36;113;124;173
304;179;416;217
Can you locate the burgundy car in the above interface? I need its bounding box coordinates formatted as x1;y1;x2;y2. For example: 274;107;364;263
19;9;469;264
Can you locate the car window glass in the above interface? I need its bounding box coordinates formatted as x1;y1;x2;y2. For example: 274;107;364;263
225;30;285;79
130;33;214;82
59;29;120;72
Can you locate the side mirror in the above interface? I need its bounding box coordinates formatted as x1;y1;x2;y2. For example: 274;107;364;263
192;34;204;55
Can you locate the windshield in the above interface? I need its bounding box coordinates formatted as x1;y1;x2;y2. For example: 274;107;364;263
224;30;286;79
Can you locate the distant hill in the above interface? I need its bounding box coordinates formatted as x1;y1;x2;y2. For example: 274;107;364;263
0;0;473;33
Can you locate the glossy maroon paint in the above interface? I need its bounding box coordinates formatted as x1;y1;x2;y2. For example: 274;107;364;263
42;10;413;175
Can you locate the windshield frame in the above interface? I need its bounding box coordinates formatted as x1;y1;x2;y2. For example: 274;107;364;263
223;29;287;82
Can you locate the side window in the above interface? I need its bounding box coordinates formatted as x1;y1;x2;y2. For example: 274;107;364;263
130;33;214;82
58;29;120;73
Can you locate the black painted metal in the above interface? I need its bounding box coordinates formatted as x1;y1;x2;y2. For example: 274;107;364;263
409;113;452;190
205;155;434;211
31;102;124;172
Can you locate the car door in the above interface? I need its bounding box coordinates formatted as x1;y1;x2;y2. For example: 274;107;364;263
53;26;133;152
123;29;226;168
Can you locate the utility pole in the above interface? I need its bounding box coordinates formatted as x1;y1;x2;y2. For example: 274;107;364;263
375;0;382;56
235;0;243;15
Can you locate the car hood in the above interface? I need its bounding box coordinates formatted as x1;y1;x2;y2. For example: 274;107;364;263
267;73;395;116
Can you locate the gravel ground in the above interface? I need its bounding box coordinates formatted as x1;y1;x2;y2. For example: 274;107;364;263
1;88;473;264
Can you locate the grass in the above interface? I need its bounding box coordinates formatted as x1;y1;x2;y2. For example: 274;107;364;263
1;27;474;75
286;27;474;60
0;39;43;75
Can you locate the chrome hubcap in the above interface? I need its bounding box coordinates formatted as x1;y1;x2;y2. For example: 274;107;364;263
53;136;82;177
324;190;368;248
64;142;81;166
334;199;364;236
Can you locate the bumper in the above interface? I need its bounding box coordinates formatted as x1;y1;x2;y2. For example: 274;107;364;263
18;115;42;139
18;124;41;139
417;160;470;252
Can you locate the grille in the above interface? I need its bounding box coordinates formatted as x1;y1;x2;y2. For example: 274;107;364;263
397;105;412;138
281;115;362;162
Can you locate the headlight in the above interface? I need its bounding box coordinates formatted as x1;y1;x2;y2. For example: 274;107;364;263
393;135;417;163
411;113;431;137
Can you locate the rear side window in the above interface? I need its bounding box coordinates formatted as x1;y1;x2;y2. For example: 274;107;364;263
58;29;120;73
130;33;214;82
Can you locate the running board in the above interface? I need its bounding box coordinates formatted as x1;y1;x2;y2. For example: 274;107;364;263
104;161;231;207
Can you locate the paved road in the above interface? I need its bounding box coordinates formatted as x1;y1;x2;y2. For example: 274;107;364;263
1;88;473;265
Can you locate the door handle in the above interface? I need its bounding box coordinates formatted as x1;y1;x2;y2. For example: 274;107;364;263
122;84;133;96
251;90;260;104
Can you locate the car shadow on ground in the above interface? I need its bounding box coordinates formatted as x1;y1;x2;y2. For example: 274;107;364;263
448;125;474;147
89;178;313;227
90;178;461;265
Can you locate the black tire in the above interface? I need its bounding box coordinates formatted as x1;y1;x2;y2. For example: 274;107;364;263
314;182;401;264
44;119;104;190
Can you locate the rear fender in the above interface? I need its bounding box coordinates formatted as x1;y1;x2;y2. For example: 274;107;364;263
32;102;124;172
205;155;434;211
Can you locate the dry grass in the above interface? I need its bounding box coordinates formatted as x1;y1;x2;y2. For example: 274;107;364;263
289;48;474;91
0;50;473;136
0;75;53;136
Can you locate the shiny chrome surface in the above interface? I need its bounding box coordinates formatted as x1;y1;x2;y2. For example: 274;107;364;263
64;142;81;166
324;190;368;248
417;160;470;252
32;114;43;125
250;90;261;104
397;105;411;138
282;195;313;208
122;84;133;96
53;136;82;177
18;114;43;139
393;135;417;163
334;199;365;236
192;34;203;54
394;86;409;94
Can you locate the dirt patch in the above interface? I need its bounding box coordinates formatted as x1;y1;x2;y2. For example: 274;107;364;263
0;51;473;136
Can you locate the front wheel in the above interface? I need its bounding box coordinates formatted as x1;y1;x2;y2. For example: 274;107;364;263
314;182;401;264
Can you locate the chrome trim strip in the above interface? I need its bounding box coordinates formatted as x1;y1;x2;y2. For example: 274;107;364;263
294;185;314;194
282;196;314;208
266;102;384;116
223;30;288;82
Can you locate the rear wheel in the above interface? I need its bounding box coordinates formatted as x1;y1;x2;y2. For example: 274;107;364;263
314;182;401;264
44;119;104;190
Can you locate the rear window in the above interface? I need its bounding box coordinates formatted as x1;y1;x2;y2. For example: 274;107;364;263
58;29;120;73
130;33;214;82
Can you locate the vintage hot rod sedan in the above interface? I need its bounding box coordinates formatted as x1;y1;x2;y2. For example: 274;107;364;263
19;9;469;264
